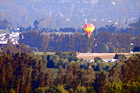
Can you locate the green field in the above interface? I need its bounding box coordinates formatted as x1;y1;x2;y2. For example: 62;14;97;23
34;51;140;60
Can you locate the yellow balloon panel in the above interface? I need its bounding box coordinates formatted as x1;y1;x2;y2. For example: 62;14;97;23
84;28;95;32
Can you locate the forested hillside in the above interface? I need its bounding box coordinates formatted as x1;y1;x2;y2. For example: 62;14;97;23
0;43;140;92
0;0;140;93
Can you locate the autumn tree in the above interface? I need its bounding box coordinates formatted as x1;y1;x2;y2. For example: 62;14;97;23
121;54;140;83
55;65;65;85
86;66;95;86
94;71;109;93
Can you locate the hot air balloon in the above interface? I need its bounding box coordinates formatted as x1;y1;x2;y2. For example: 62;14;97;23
84;23;95;38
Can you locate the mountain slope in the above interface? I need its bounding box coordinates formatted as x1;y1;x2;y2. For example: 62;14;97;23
0;0;140;28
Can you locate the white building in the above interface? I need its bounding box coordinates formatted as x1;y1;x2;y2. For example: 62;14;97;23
0;32;20;45
103;59;117;62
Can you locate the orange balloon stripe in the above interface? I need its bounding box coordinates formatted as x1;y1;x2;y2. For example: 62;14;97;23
88;24;90;28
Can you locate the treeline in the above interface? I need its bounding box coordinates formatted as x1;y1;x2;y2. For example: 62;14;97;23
1;17;140;36
19;30;140;53
1;17;140;53
17;17;140;53
0;44;140;92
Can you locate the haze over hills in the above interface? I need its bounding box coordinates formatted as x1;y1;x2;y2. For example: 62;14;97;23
0;0;140;29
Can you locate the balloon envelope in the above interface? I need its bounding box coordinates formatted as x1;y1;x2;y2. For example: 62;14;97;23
84;23;95;38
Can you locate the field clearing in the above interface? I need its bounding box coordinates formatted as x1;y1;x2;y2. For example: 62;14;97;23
77;52;140;60
34;52;55;55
